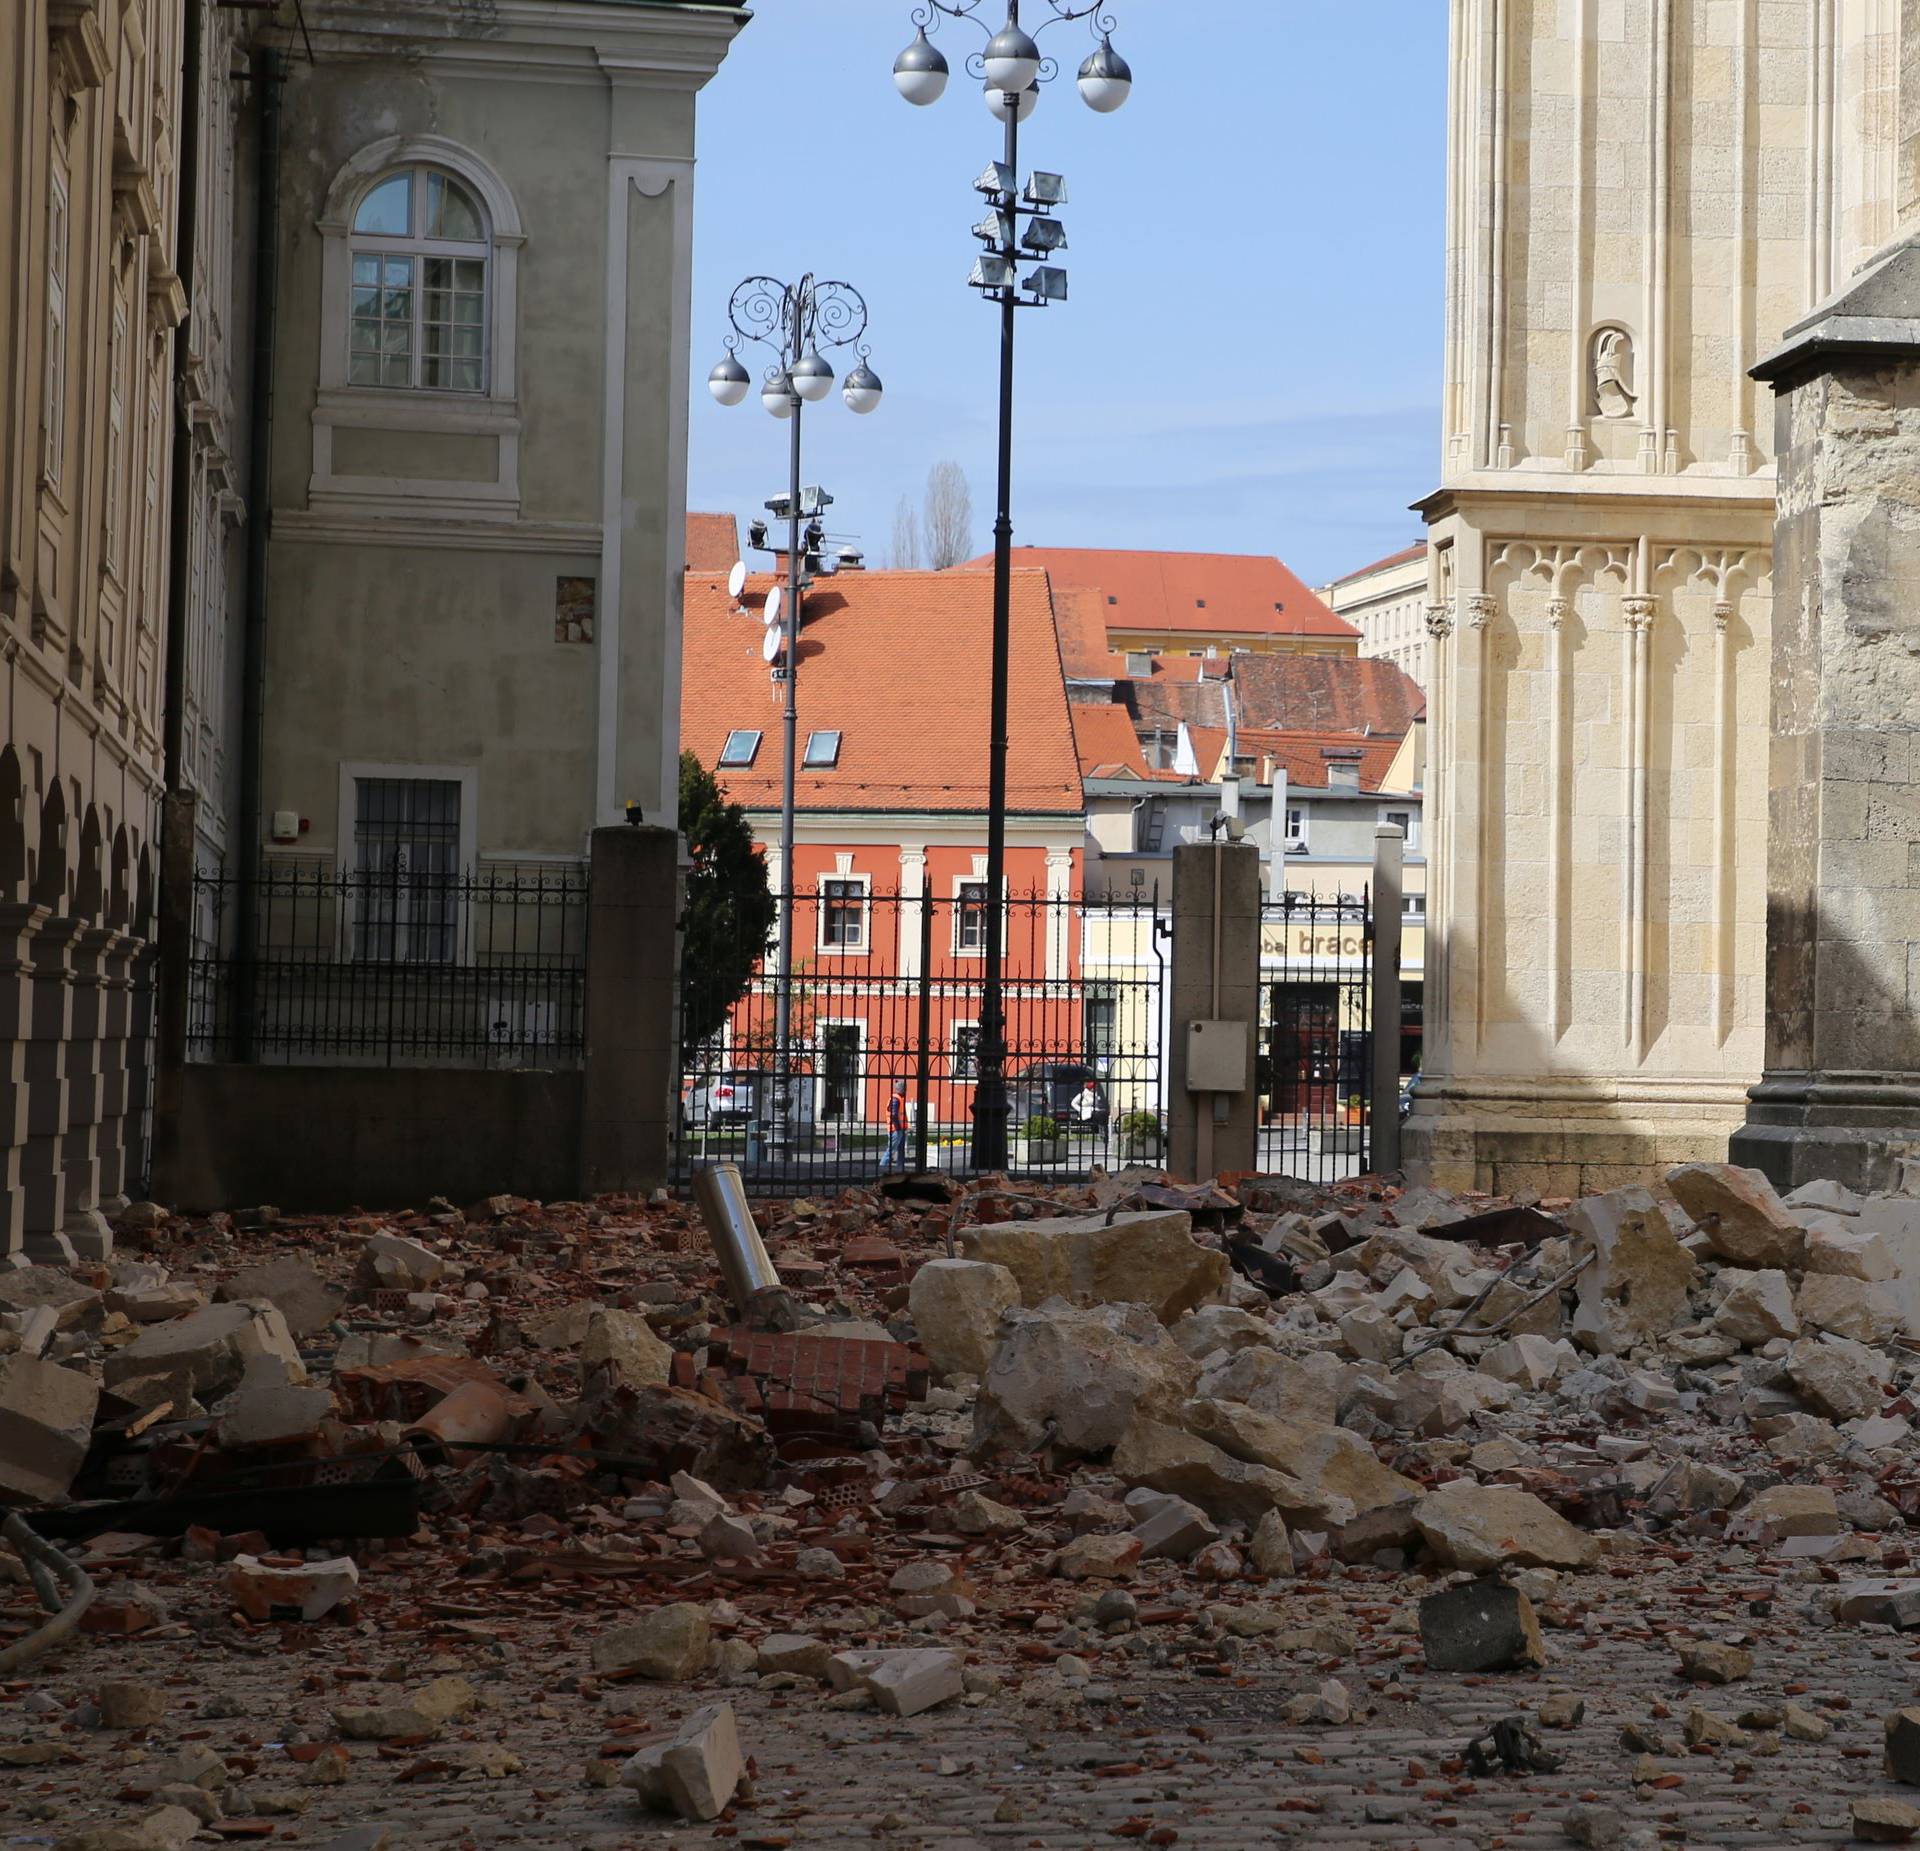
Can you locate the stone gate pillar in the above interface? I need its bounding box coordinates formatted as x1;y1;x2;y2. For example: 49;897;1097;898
1732;242;1920;1191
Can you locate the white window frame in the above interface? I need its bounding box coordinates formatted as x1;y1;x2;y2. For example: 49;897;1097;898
815;1018;866;1124
1284;805;1308;851
42;165;70;493
1403;891;1428;920
346;166;492;394
1380;806;1421;853
952;874;1007;958
718;729;762;768
103;292;128;578
335;761;479;962
310;136;525;517
818;874;871;956
803;729;842;769
950;1020;982;1080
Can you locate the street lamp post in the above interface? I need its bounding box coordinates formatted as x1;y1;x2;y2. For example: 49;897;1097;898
891;0;1132;1172
709;277;883;1157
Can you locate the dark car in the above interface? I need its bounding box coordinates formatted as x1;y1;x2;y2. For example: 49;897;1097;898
1005;1061;1109;1130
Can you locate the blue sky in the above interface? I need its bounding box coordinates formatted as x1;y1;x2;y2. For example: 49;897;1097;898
686;2;1448;587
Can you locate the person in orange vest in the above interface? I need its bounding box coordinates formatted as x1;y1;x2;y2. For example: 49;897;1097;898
882;1080;910;1175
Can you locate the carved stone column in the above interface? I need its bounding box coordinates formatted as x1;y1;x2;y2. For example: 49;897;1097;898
1732;243;1920;1189
20;914;80;1262
0;904;46;1259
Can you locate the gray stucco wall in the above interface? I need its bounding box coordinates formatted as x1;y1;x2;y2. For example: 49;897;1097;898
155;1064;584;1210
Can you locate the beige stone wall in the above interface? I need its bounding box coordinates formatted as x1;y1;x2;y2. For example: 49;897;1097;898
1411;0;1911;1193
1;0;194;868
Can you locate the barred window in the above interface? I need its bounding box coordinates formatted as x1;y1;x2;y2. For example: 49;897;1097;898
352;776;462;962
956;880;988;954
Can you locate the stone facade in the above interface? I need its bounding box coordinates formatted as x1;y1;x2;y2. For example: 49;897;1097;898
1;0;252;1258
1408;0;1909;1195
1731;243;1920;1189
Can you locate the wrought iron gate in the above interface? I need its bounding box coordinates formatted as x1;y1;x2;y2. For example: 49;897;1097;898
1258;888;1374;1184
675;885;1166;1195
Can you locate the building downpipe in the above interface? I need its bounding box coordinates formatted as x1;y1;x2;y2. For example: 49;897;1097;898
234;44;284;1061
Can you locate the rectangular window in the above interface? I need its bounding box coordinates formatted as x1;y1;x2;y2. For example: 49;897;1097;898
349;254;415;387
956;879;988;953
951;1023;981;1079
803;730;842;769
718;729;762;768
1284;806;1306;844
421;255;485;391
1382;807;1421;852
1085;986;1118;1062
1403;892;1427;920
822;879;866;950
352;776;462;963
43;169;69;487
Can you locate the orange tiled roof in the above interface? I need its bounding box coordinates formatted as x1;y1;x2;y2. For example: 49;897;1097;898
1229;653;1426;736
1236;728;1406;793
686;512;741;573
965;546;1358;641
1070;703;1152;780
681;568;1081;816
1053;586;1117;680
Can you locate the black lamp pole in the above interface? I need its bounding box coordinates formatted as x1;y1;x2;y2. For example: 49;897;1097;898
707;279;883;1158
891;0;1132;1172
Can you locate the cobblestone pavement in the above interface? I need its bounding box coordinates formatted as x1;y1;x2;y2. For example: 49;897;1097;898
7;1542;1917;1851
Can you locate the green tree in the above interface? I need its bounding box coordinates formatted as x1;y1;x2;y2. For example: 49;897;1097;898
679;751;777;1055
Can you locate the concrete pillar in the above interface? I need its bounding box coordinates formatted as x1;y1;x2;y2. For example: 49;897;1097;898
59;924;113;1252
1371;825;1406;1175
0;905;44;1259
20;916;79;1262
581;823;682;1197
1167;840;1262;1184
1732;247;1920;1190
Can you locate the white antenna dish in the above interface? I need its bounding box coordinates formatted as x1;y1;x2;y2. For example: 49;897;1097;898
761;624;784;665
763;585;784;628
727;560;747;600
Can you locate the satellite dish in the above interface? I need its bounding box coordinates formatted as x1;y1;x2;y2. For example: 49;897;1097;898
727;560;747;600
761;625;784;664
763;585;784;628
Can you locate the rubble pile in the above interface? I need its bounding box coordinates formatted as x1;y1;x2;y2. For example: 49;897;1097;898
10;1161;1920;1844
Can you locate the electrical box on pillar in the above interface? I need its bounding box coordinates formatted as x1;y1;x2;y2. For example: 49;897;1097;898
1184;1020;1247;1094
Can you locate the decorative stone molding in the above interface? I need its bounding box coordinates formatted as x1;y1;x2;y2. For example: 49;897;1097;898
1464;594;1496;630
48;0;110;92
1424;604;1453;641
1622;596;1655;632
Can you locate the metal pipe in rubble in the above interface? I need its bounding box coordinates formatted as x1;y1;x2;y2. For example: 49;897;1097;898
0;1513;95;1675
693;1162;782;1314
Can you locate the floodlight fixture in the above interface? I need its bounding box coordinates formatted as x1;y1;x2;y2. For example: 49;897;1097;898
1024;171;1068;207
970;253;1016;292
974;161;1016;198
1021;216;1067;255
1024;265;1069;303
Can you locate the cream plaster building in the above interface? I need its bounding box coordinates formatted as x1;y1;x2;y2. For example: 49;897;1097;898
1407;0;1909;1195
3;0;255;1258
1320;542;1432;689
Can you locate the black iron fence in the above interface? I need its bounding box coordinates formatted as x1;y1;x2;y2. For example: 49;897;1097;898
676;886;1167;1194
186;862;589;1068
1258;888;1374;1184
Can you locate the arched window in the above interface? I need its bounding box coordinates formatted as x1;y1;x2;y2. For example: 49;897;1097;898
348;166;489;392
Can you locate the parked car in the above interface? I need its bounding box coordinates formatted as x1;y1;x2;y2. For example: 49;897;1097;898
686;1072;758;1127
1005;1061;1109;1131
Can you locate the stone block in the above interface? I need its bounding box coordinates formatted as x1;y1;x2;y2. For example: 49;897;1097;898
962;1209;1229;1324
1667;1163;1805;1269
1132;1495;1219;1561
580;1307;672;1389
908;1257;1020;1380
1412;1482;1599;1572
1569;1185;1696;1353
590;1603;710;1681
620;1702;743;1821
1712;1269;1799;1346
1418;1578;1547;1672
0;1353;99;1503
216;1258;343;1337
